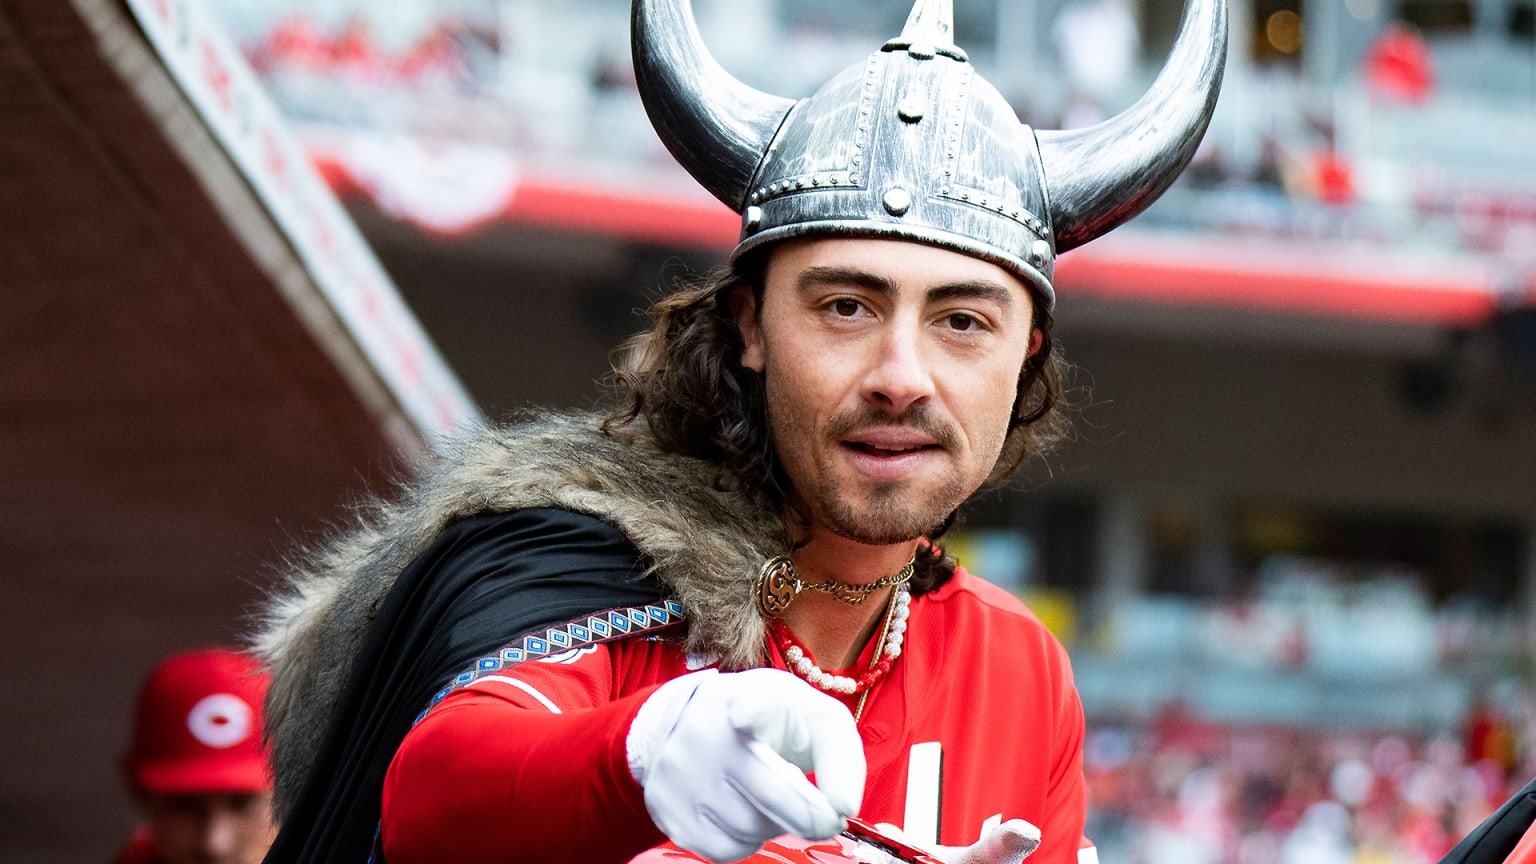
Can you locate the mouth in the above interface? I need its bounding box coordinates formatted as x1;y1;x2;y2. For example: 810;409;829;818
844;441;940;458
841;424;946;464
825;412;956;482
839;436;942;482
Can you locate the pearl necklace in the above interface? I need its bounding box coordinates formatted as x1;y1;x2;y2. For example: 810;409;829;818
768;583;910;697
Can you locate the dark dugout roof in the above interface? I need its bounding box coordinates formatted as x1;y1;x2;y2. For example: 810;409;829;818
0;0;475;857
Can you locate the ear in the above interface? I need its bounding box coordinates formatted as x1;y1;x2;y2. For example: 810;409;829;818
730;284;766;372
1026;327;1044;360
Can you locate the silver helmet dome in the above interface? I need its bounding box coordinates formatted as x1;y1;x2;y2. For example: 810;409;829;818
632;0;1227;307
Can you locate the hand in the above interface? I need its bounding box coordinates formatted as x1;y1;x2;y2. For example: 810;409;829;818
874;817;1042;864
627;668;866;863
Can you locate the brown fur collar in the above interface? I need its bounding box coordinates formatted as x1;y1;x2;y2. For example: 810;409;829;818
251;412;786;809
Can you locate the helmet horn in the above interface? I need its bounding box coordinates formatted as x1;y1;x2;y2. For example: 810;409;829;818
888;0;961;57
1037;0;1227;254
632;0;797;210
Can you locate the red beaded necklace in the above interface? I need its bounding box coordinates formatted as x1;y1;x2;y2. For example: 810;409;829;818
768;583;910;699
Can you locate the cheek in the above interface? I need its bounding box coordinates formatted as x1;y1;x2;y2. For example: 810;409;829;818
766;344;843;414
978;403;1015;460
960;360;1027;451
763;358;824;438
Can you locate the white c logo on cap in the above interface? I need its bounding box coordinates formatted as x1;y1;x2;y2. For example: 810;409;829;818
187;693;252;748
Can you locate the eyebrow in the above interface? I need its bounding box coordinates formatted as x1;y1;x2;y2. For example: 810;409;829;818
797;266;897;297
926;280;1016;309
797;266;1016;309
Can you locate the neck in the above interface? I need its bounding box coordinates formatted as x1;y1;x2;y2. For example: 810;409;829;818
778;531;920;670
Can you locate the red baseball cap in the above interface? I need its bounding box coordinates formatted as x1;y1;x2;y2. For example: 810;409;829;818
126;648;272;795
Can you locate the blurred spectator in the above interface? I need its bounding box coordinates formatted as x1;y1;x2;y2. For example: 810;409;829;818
329;15;391;87
1051;0;1139;128
397;22;474;93
1308;148;1357;206
1084;712;1521;864
1468;698;1520;774
250;13;329;75
1364;22;1436;104
114;648;276;864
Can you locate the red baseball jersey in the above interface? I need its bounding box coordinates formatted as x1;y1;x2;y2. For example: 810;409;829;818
383;567;1088;864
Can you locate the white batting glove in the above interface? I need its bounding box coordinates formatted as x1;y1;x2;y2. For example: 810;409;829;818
875;817;1042;864
627;668;866;863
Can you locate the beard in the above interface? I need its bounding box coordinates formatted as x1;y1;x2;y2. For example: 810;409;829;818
771;397;985;545
809;475;960;545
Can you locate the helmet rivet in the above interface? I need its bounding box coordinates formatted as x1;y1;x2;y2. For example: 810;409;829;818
745;206;763;232
897;98;924;123
883;187;912;216
1032;239;1052;263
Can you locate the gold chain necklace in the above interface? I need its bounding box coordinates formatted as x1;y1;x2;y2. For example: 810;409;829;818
857;581;908;721
753;554;915;618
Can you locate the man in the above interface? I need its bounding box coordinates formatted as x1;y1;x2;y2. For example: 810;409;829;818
254;1;1226;862
116;648;277;864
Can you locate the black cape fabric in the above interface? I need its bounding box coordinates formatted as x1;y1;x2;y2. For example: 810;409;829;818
262;508;669;864
1440;775;1536;864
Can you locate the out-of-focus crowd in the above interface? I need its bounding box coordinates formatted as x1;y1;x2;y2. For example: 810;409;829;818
1085;701;1528;864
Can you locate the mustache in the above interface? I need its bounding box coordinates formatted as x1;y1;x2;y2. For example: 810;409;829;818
824;404;960;451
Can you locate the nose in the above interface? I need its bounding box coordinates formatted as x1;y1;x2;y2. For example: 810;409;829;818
861;316;934;414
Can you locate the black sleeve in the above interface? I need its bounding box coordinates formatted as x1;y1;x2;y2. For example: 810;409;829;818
264;508;667;864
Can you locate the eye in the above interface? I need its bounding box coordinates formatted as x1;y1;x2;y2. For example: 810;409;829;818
832;298;862;317
947;313;977;331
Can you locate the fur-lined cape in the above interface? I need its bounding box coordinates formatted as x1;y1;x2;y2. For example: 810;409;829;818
251;412;787;810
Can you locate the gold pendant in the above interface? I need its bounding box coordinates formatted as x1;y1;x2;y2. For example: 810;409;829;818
754;556;798;617
832;584;867;605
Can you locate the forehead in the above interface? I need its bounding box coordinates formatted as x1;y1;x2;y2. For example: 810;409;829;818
761;237;1038;306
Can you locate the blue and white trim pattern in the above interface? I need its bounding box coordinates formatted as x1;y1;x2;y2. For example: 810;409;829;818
413;599;688;724
367;598;689;864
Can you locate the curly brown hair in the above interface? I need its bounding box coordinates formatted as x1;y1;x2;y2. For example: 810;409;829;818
603;261;1072;592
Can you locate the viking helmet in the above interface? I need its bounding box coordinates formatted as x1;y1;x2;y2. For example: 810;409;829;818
632;0;1226;307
